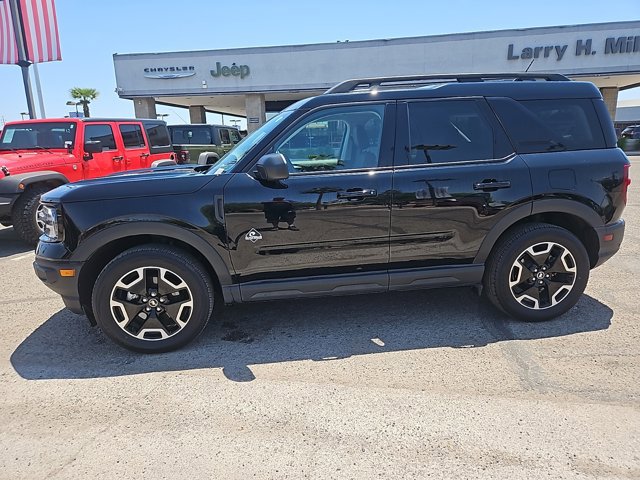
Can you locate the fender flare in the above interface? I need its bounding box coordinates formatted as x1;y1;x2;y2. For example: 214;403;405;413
0;171;69;195
74;220;234;289
473;199;604;264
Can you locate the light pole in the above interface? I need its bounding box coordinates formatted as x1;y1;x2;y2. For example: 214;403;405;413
20;112;28;120
157;113;169;122
66;101;81;116
229;119;241;128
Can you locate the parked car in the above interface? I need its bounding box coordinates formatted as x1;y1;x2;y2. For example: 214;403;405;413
0;118;175;244
620;125;640;139
34;73;630;353
168;124;241;164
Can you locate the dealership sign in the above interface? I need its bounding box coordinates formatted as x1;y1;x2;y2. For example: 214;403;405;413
210;62;250;79
507;35;640;60
143;66;196;79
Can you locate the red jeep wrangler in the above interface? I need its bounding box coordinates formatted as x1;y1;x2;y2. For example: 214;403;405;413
0;118;175;244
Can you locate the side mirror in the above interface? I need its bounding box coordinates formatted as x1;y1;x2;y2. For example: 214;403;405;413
255;153;289;182
83;140;102;160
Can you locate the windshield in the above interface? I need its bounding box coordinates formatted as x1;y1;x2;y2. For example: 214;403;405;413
210;110;295;175
0;122;76;150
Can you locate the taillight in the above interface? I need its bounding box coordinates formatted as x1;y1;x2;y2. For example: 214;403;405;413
622;163;631;205
179;150;190;163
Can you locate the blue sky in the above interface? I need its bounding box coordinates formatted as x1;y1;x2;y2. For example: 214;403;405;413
0;0;639;127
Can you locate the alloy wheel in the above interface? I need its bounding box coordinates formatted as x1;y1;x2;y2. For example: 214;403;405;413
508;241;577;310
109;266;194;340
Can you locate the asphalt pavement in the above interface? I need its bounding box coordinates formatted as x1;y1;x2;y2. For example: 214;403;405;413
0;158;638;479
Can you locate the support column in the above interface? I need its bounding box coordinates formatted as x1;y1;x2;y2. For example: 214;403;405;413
189;105;207;124
245;94;266;133
600;87;619;122
133;97;157;119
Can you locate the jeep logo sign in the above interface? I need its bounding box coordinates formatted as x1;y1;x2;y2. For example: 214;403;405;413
210;62;250;79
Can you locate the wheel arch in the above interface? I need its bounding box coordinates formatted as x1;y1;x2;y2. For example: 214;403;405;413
76;223;236;324
2;171;68;195
475;200;602;268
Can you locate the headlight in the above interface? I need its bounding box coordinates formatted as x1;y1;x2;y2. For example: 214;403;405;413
38;204;64;242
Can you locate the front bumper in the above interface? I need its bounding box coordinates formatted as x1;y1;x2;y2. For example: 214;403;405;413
0;193;17;219
33;249;85;315
593;219;625;268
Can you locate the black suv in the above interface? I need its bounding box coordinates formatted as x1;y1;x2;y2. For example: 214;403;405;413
34;73;631;353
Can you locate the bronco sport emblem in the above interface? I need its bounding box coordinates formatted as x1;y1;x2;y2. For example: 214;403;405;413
245;228;263;243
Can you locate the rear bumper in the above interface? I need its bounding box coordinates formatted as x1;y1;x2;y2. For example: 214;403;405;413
593;219;625;268
33;255;85;315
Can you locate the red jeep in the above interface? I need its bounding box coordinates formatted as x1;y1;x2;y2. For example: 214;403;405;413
0;118;175;244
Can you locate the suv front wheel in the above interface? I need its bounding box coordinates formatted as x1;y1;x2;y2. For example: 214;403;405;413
484;223;590;322
92;245;215;352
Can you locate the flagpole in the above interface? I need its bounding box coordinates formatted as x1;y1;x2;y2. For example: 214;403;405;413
33;63;46;118
8;0;36;119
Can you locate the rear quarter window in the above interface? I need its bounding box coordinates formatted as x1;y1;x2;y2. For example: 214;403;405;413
488;98;606;153
144;122;171;148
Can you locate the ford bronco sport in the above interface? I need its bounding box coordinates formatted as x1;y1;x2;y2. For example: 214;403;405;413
34;73;630;353
0;118;174;244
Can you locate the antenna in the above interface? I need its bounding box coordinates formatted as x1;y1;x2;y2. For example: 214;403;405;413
525;58;535;73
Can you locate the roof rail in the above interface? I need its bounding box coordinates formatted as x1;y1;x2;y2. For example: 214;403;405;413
324;73;571;94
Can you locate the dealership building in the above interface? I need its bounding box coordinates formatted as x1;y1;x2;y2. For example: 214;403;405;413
113;21;640;132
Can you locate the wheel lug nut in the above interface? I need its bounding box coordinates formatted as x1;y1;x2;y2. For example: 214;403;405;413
546;274;549;278
142;297;148;302
156;307;162;312
160;297;167;303
145;307;151;312
151;292;157;297
538;281;544;285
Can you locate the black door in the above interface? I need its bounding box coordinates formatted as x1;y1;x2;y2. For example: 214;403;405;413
389;99;532;287
224;103;396;300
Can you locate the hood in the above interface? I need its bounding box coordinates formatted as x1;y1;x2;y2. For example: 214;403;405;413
0;150;69;175
43;164;216;203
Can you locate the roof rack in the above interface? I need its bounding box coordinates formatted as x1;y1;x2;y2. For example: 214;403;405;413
324;73;571;94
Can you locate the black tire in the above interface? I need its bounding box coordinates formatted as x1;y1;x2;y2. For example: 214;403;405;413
92;245;215;353
483;223;590;322
12;185;49;245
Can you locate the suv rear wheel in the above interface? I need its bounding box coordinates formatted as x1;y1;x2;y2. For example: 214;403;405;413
484;223;590;321
92;245;215;353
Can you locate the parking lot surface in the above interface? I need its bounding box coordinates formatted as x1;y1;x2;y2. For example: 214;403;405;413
0;158;638;479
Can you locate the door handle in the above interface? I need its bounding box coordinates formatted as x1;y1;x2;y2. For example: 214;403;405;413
473;180;511;191
140;153;149;158
112;156;124;162
337;188;377;199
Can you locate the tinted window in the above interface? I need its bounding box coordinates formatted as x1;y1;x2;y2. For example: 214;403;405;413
276;104;385;173
119;124;146;149
489;98;606;153
85;124;116;151
144;123;171;147
219;129;231;144
170;126;212;144
229;129;241;144
0;122;75;150
407;100;494;164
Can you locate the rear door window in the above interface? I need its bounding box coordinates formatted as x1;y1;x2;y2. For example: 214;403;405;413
119;124;146;149
405;100;496;164
143;122;171;148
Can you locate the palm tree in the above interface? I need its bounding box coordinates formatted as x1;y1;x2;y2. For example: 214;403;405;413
69;87;99;118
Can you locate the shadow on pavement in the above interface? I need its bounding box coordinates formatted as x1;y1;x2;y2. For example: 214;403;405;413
11;288;613;382
0;227;32;258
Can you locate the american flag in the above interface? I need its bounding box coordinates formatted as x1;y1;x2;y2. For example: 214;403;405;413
0;0;61;65
0;0;19;64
